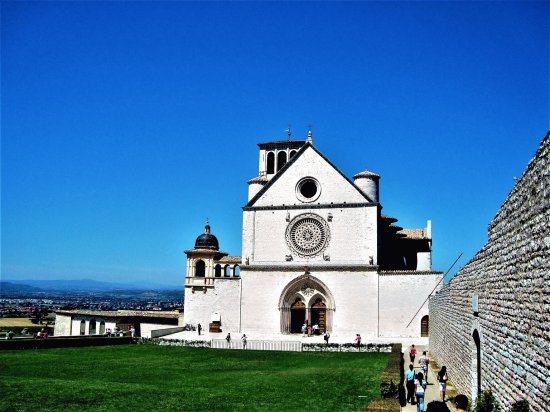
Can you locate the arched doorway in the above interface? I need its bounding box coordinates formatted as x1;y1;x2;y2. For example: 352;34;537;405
89;319;97;335
80;320;86;335
472;329;481;398
421;315;429;337
278;274;335;334
99;321;105;335
290;298;306;333
311;298;326;333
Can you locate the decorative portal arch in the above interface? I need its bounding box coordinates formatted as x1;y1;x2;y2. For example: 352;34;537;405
224;265;231;277
195;260;205;277
421;315;429;337
233;265;240;277
99;321;106;335
89;319;97;335
80;320;86;335
278;274;335;334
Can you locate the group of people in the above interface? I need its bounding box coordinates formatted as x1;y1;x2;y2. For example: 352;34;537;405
224;332;248;349
406;344;468;412
301;322;322;337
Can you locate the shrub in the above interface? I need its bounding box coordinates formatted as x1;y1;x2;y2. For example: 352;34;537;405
474;390;501;412
379;344;402;400
510;400;529;412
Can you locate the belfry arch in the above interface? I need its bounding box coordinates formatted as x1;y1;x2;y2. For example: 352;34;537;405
278;275;335;334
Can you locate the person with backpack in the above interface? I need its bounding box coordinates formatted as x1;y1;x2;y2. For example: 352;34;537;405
405;363;416;404
418;351;430;383
415;371;427;412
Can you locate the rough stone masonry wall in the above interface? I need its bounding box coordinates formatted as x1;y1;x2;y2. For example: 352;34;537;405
429;132;549;411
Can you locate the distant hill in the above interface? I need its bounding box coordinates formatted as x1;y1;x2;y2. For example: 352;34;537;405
2;279;180;292
0;281;45;294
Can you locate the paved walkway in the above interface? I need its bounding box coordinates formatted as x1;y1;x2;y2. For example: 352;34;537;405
402;345;457;412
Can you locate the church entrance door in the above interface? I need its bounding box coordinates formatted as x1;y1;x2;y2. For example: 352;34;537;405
290;298;306;333
311;298;327;333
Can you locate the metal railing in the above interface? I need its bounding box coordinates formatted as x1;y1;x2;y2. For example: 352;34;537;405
211;339;302;352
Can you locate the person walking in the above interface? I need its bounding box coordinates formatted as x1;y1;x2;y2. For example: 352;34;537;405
414;371;427;412
323;331;330;344
354;334;362;347
197;323;202;336
418;351;430;383
241;334;247;349
437;366;448;401
410;344;417;364
225;332;231;347
405;363;416;404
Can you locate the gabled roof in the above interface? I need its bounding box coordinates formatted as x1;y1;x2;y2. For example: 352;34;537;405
244;142;376;208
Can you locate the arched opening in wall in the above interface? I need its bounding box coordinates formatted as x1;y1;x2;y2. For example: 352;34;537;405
224;265;231;277
99;321;105;335
89;319;97;335
233;265;240;277
215;264;221;278
195;260;205;277
421;315;429;337
80;320;86;335
267;152;275;174
290;298;306;333
289;150;297;158
277;151;287;171
279;275;335;334
310;298;327;333
472;329;482;398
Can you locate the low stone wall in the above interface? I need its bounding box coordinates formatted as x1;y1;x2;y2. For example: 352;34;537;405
429;133;549;411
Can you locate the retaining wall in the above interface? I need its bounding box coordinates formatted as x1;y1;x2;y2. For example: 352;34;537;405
429;133;549;411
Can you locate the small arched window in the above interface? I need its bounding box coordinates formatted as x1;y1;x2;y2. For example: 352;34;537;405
80;320;86;335
267;152;275;174
289;150;297;158
277;151;287;171
89;319;97;335
195;260;206;277
215;264;222;277
233;265;240;277
224;265;231;277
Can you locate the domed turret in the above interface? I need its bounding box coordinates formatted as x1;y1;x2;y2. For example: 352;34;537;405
194;224;219;250
353;168;380;202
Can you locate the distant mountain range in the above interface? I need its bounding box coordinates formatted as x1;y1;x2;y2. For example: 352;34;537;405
1;278;181;293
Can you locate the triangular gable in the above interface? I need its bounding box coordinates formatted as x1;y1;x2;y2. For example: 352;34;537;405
245;143;374;208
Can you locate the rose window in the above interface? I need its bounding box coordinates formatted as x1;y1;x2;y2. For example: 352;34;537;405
286;213;330;257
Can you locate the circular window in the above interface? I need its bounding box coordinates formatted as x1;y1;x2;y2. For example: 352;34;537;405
285;213;330;257
296;177;321;203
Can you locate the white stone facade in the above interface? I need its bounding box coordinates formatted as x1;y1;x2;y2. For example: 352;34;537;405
184;135;442;340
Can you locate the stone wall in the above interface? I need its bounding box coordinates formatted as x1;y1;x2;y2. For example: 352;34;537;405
429;133;549;411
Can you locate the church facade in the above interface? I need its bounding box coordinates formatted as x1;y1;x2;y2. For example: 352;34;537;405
184;132;442;339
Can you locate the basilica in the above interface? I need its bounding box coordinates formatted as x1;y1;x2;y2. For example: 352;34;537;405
183;132;442;339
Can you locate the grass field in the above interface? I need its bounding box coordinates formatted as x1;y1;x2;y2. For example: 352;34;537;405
0;345;387;411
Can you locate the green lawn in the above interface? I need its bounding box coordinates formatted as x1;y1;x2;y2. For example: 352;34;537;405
0;345;387;412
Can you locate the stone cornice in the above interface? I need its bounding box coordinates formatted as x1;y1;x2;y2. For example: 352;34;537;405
241;264;379;272
243;202;378;211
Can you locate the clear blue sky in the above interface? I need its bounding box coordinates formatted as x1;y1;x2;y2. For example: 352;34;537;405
2;1;548;287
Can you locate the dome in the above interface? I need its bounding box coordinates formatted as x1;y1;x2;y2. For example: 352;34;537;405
194;224;219;250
